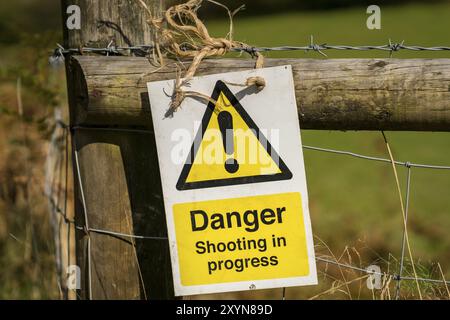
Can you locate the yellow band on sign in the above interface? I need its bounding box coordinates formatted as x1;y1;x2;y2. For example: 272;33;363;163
173;192;309;286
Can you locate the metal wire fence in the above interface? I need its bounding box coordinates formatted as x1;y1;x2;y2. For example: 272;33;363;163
50;37;450;64
45;118;450;300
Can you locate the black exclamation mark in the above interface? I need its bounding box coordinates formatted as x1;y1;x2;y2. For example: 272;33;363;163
218;111;239;173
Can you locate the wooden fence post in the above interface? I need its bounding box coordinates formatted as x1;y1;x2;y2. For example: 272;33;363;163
62;0;174;299
69;57;450;131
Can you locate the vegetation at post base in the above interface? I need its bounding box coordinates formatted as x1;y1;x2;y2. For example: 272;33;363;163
0;0;65;300
0;0;449;299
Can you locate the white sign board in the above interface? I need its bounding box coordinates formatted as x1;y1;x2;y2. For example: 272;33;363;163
147;66;317;296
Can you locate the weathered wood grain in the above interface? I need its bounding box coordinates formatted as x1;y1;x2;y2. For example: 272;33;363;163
72;56;450;131
62;0;174;300
62;0;164;51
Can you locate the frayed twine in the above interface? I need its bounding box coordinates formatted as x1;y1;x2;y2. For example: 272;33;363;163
137;0;266;117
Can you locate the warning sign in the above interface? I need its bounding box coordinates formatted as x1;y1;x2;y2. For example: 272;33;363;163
147;66;317;296
177;80;292;190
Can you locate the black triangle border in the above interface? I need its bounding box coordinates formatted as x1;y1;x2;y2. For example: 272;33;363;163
176;80;292;191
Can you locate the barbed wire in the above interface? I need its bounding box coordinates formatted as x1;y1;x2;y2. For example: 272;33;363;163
45;121;450;300
50;37;450;63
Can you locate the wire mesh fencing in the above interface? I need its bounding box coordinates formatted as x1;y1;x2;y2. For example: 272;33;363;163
44;117;450;300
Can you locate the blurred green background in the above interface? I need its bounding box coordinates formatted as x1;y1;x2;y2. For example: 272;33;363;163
0;0;449;299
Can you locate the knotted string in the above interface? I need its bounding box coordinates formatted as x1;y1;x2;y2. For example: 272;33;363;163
137;0;266;116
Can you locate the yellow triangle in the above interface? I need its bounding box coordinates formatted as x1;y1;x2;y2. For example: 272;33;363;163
176;81;292;190
187;91;281;182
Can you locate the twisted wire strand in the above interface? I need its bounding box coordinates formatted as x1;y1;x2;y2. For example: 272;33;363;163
50;38;450;63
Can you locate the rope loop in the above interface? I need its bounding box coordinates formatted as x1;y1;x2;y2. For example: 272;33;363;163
137;0;265;115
